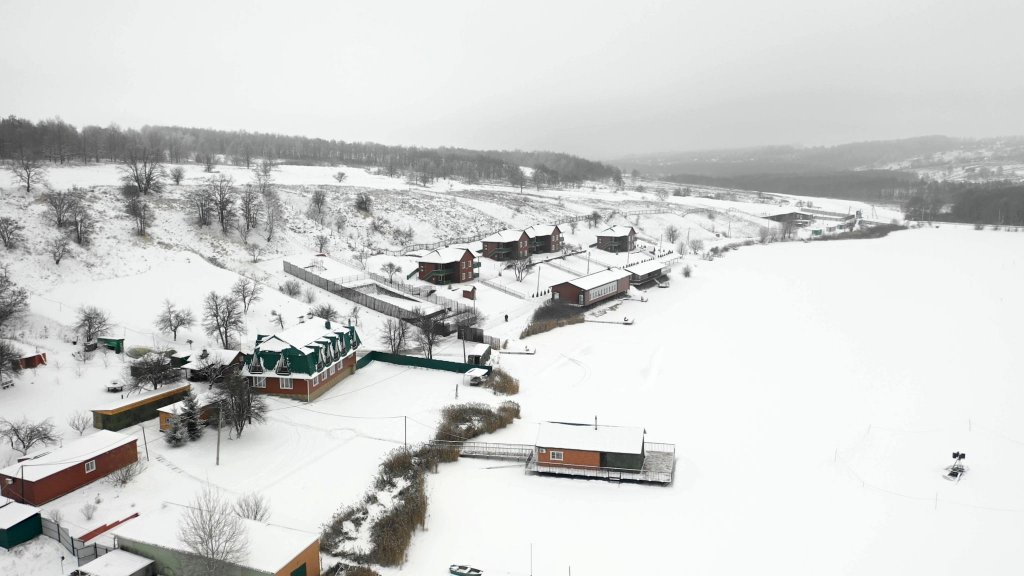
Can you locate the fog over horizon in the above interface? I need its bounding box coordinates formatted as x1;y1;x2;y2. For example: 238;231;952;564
2;0;1023;160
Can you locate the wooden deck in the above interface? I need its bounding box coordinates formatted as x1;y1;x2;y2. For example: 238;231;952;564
432;440;676;485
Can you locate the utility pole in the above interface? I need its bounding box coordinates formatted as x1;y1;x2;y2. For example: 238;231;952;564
139;425;150;462
404;416;407;449
586;251;591;274
536;265;541;294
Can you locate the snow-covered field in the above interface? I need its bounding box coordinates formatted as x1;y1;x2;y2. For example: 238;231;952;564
395;227;1024;576
2;162;1013;576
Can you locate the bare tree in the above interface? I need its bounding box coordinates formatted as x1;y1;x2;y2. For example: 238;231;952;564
67;411;92;435
231;277;263;314
246;243;263;263
380;318;409;354
665;225;680;245
187;188;214;227
355;247;369;270
178;485;249;576
333;171;347;184
125;353;179;394
0;339;20;383
43;189;79;228
0;266;30;329
310;303;339;322
354;192;372;214
48;236;71;265
8;154;48;194
237;184;262;241
233;492;271;522
119;147;166;195
202;292;245;348
380;262;402;283
68;201;97;246
308;189;328;223
155;300;196;340
510;256;532;282
0;217;25;249
75;305;112;342
169;166;186;185
213;372;267;438
312;233;330;253
587;210;601;228
263;189;282;242
410;308;441;359
201;153;217;173
0;417;60;455
688;238;705;255
122;184;155;236
208;175;237;235
569;220;578;234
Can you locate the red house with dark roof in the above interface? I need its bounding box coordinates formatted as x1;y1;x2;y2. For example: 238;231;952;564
417;248;477;284
596;226;636;253
482;230;529;260
525;225;563;254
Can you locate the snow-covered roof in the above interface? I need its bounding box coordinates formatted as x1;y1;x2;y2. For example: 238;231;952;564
536;422;645;455
0;431;136;483
625;259;671;276
525;225;559;238
256;317;346;353
559;268;631;291
596;225;635;238
113;506;318;574
482;229;527;243
92;382;191;413
418;247;473;264
0;498;40;529
78;549;154;576
180;349;242;370
157;392;216;415
465;342;491;356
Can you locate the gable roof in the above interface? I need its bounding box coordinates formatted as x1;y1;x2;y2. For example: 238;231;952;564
180;349;242;370
558;268;632;291
418;247;473;264
625;259;671;276
0;431;136;482
596;225;635;238
524;224;560;238
482;229;527;243
113;506;318;574
536;422;645;454
255;317;347;353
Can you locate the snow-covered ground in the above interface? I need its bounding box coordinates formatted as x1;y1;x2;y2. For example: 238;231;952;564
394;227;1024;576
2;162;1011;575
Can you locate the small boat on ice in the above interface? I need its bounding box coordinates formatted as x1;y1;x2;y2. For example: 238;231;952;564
450;565;483;576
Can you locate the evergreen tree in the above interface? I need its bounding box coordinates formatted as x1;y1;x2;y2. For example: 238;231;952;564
180;393;204;441
165;415;187;447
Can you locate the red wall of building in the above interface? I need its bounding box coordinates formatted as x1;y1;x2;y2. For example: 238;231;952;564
1;441;138;506
551;283;584;305
537;447;600;468
256;353;357;401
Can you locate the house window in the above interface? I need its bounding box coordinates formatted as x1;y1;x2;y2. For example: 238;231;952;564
252;378;266;389
280;378;293;390
85;460;97;473
549;451;564;461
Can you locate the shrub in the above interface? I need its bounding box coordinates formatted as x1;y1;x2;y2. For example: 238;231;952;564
682;265;692;278
520;301;584;339
108;461;145;486
484;367;519;395
281;280;302;297
80;502;97;521
303;287;317;304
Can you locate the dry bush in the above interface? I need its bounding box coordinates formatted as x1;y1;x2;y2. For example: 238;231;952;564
67;410;92;435
234;492;271;522
484;367;519;395
367;473;427;566
81;502;97;521
108;461;145;487
281;280;302;297
520;301;584;339
682;265;692;278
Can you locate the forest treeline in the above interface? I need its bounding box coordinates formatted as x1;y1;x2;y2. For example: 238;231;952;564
665;170;922;202
904;182;1024;226
0;115;621;187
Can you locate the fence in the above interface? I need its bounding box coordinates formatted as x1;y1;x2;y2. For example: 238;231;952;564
355;350;493;375
41;517;115;566
457;326;504;350
428;439;533;461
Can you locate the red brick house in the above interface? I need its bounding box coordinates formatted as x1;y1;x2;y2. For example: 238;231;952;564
0;431;138;506
550;268;631;307
417;248;478;284
242;318;361;402
595;225;636;253
533;422;646;471
482;230;529;260
524;225;563;254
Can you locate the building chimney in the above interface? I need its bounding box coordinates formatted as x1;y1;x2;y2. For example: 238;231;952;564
324;320;331;329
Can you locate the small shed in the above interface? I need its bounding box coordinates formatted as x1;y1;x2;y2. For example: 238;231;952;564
91;383;192;431
0;498;42;549
179;349;244;381
0;431;138;506
534;421;646;470
169;351;191;368
624;259;672;285
77;549;156;576
11;352;47;370
97;337;124;354
465;342;491;366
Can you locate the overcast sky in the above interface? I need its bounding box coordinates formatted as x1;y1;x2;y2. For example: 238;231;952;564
2;0;1023;159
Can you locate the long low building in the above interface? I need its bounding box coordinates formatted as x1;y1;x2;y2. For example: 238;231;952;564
0;431;138;506
550;268;631;307
624;259;672;285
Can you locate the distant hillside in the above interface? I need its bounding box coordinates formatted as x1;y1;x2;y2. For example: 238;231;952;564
0;115;621;188
663;170;922;202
